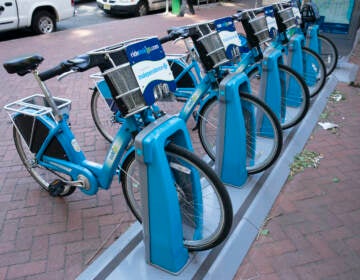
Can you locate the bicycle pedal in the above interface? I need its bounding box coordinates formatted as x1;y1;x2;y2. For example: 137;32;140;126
48;179;65;197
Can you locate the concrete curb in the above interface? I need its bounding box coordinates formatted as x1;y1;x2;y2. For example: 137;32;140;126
77;71;340;279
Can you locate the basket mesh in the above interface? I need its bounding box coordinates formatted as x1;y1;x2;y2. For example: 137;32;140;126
104;64;145;117
249;16;271;45
278;8;297;29
198;32;228;68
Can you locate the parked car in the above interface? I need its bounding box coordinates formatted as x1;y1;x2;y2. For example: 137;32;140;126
0;0;75;34
96;0;170;17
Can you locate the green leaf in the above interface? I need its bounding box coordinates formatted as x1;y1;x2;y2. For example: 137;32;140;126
260;229;270;236
290;150;322;177
332;177;340;183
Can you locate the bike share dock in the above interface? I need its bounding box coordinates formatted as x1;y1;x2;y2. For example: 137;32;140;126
77;68;343;280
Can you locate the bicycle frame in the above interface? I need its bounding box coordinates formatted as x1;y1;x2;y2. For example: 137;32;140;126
25;101;140;195
164;37;284;124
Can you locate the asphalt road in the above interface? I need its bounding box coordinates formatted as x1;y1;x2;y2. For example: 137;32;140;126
0;0;119;42
0;0;256;42
58;0;117;31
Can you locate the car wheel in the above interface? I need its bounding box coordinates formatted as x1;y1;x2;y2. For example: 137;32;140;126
32;10;56;34
136;1;148;16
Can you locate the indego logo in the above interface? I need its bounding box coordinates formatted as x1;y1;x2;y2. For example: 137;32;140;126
130;44;160;58
216;20;233;30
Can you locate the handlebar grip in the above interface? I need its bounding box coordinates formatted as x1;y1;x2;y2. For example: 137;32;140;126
159;35;173;44
38;63;70;81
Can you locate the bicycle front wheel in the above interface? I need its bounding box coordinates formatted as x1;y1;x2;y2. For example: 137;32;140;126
317;34;338;76
121;143;233;251
198;93;283;174
248;64;310;129
13;126;75;196
302;46;326;97
91;88;121;143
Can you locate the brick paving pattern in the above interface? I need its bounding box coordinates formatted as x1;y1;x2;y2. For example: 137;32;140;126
234;39;360;280
0;4;243;280
0;2;359;279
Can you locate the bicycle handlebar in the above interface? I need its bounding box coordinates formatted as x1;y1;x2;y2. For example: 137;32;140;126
160;26;200;44
233;6;265;21
38;54;92;81
39;29;192;81
38;63;71;81
159;34;174;44
160;27;189;43
234;0;295;21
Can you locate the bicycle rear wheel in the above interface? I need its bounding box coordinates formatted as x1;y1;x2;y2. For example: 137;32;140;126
248;64;310;129
301;46;326;97
121;143;233;251
317;34;338;76
198;93;283;174
13;126;75;196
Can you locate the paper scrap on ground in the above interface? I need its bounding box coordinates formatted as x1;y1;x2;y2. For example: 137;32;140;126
318;122;339;130
331;93;343;102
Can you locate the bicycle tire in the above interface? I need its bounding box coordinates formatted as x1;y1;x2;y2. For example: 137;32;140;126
301;46;326;97
248;64;310;129
121;143;233;251
317;34;338;76
13;126;76;196
198;93;283;174
91;88;121;143
168;59;197;88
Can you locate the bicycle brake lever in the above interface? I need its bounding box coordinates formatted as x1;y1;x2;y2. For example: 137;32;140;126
173;37;185;45
57;69;77;81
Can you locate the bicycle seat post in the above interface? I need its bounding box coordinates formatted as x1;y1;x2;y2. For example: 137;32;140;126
32;70;62;121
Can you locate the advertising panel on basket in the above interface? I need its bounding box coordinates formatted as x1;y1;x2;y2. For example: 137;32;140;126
215;17;242;59
126;37;176;105
264;6;278;39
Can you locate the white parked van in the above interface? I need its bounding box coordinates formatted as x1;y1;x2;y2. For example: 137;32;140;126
96;0;170;17
0;0;75;34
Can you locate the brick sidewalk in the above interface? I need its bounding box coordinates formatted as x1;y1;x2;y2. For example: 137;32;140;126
0;3;359;279
0;4;244;280
234;39;360;279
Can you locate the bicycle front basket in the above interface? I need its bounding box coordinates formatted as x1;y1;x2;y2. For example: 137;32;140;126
89;37;175;117
214;17;243;61
190;22;230;71
277;7;297;30
301;2;320;23
103;63;145;117
249;16;272;45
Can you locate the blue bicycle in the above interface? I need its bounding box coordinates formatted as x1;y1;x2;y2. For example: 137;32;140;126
299;0;338;76
90;23;283;176
3;36;232;251
271;1;327;97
